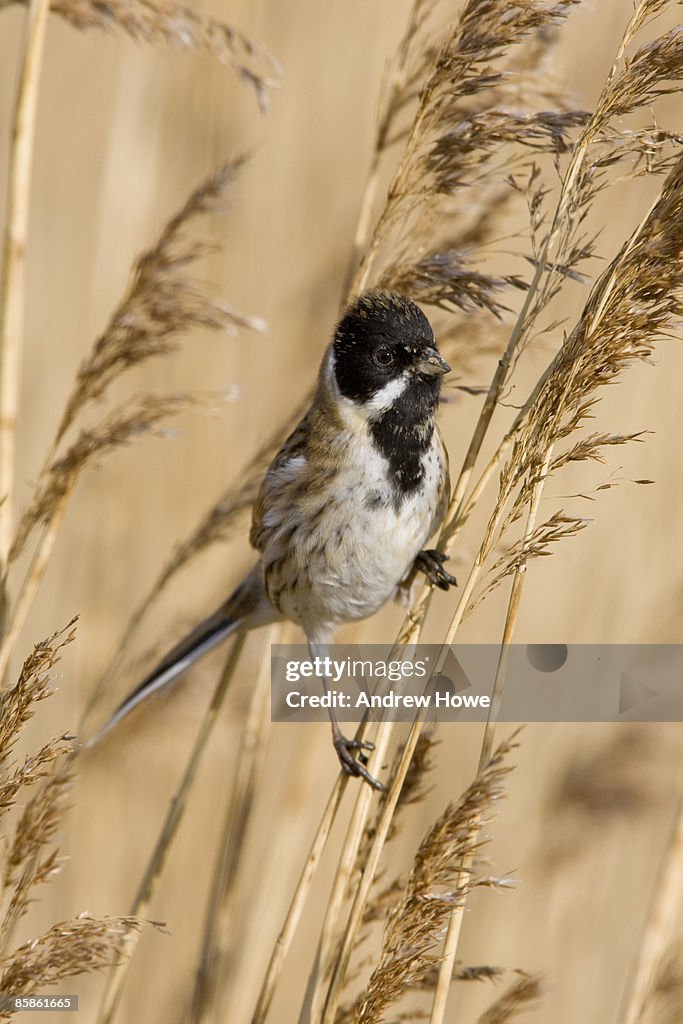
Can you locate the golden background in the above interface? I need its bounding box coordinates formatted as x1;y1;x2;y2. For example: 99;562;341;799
0;1;682;1021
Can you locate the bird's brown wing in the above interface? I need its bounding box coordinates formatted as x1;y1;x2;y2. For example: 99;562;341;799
249;413;312;552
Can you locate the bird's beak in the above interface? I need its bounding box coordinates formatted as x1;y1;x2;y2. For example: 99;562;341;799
417;347;450;377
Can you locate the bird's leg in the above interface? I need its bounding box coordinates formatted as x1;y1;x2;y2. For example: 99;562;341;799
319;677;384;790
328;710;384;791
415;549;457;591
310;639;384;790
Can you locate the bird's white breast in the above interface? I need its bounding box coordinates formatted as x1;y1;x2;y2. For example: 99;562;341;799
263;425;446;635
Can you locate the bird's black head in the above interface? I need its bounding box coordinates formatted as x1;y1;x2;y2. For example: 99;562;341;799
332;291;449;412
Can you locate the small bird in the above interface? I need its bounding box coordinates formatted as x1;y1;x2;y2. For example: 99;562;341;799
94;290;455;787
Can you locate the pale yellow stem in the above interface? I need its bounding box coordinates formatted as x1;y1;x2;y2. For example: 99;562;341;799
0;0;51;569
0;496;68;684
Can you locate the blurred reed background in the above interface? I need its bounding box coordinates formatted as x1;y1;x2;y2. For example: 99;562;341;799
0;1;682;1022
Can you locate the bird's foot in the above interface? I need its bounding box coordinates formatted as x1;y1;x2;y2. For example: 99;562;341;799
415;549;457;591
333;731;384;791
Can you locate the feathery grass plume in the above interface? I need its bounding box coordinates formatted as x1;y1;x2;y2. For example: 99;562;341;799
0;0;281;110
509;13;683;355
53;157;264;449
3;760;70;891
0;761;73;952
350;739;516;1024
11;394;195;561
366;0;587;299
0;915;144;1015
476;973;542;1023
0;621;76;761
429;0;683;423
9;157;264;565
0;624;76;953
381;252;527;319
6;156;264;698
0;623;149;1009
469;151;683;610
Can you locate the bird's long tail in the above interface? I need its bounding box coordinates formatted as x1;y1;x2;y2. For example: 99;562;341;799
87;564;273;746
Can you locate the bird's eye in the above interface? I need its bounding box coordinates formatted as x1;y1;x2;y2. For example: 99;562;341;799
374;347;394;367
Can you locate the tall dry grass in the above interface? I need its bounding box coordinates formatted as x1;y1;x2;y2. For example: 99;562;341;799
0;1;682;1023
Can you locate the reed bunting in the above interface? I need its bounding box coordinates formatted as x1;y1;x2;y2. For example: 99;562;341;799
94;290;455;788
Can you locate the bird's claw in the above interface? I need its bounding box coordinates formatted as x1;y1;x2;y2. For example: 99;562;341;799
333;732;384;790
415;549;458;591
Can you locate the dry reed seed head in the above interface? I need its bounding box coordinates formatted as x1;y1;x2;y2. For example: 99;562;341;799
0;0;281;110
530;152;683;432
0;738;71;824
490;10;683;373
395;730;438;811
595;27;683;130
470;511;588;617
353;738;517;1024
411;0;582;168
0;621;77;766
478;152;683;584
0;915;145;1009
631;0;678;34
3;759;73;891
0;624;153;1011
476;972;543;1024
11;395;195;561
380;249;528;319
0;763;75;945
55;156;265;445
368;0;587;322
